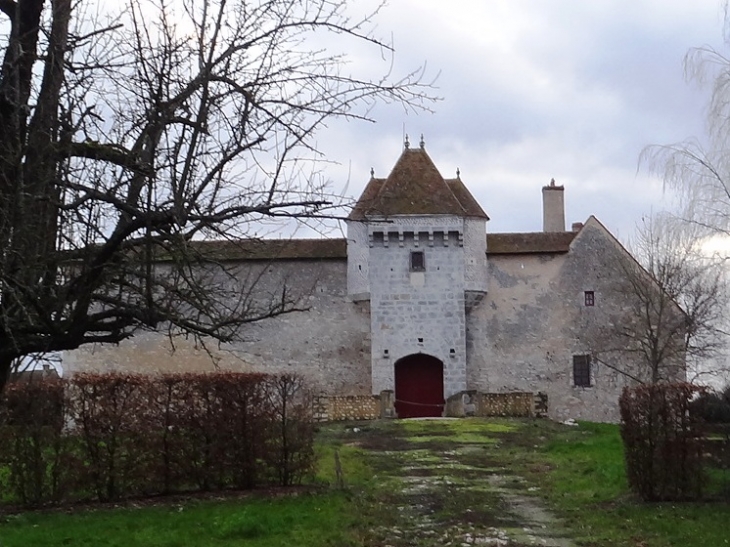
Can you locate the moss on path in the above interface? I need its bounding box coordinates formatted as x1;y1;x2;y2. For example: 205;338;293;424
327;418;576;547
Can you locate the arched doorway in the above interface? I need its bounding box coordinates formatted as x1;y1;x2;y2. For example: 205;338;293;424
394;354;445;418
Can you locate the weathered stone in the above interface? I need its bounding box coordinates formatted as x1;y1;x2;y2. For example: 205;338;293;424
61;145;680;423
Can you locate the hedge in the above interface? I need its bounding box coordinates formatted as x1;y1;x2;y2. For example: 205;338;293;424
619;382;705;501
0;372;314;507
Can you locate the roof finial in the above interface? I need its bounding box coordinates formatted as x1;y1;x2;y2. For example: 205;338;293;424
456;168;460;178
419;134;425;149
370;167;374;178
404;134;410;149
550;178;556;187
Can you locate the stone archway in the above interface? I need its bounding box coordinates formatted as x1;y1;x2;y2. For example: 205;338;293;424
394;354;445;418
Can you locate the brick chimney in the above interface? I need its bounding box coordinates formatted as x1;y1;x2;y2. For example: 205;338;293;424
542;179;565;232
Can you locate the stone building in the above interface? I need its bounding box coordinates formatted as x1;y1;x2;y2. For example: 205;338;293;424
63;141;679;422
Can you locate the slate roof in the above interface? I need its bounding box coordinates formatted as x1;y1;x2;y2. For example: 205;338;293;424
169;231;578;262
349;147;488;220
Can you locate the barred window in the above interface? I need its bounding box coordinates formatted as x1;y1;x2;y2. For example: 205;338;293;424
410;251;425;272
573;354;592;387
584;291;595;306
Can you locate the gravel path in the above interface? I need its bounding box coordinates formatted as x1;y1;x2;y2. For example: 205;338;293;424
352;420;576;547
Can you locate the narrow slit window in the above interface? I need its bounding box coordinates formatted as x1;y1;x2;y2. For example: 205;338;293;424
584;291;595;307
410;251;425;272
573;354;592;387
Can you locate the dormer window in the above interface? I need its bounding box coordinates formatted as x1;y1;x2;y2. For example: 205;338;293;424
410;251;425;272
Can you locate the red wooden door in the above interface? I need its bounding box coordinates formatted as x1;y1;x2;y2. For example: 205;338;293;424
394;354;444;418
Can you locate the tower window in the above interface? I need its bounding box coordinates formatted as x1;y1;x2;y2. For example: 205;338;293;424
573;354;592;387
584;291;595;306
410;251;425;272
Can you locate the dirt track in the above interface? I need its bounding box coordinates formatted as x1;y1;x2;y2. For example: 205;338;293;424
342;418;576;547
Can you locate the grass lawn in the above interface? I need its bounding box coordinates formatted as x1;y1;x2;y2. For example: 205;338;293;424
0;492;361;547
528;421;730;546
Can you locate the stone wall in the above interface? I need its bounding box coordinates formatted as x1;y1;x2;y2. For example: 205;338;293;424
63;259;372;397
368;217;468;398
313;394;382;421
471;218;649;423
61;217;671;424
317;390;545;421
445;391;545;418
476;392;535;417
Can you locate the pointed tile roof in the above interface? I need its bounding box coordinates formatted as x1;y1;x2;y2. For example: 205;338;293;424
349;146;488;220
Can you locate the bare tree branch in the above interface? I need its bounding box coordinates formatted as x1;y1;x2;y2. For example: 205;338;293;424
589;214;728;385
0;0;436;390
0;0;15;20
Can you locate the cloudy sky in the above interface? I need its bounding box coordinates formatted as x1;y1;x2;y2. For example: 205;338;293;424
313;0;728;241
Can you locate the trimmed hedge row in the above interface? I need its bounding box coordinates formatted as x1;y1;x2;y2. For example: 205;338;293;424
0;372;314;507
619;382;705;501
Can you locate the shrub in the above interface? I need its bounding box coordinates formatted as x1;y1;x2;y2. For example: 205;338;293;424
619;382;705;501
265;374;315;486
0;379;66;505
0;371;315;507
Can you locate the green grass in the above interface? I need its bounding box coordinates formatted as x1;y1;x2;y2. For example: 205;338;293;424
312;423;378;489
400;417;518;437
529;421;730;546
0;493;361;547
540;421;627;502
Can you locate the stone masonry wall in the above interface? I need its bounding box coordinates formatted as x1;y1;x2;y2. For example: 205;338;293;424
464;218;488;293
62;219;661;423
445;391;541;418
347;221;370;299
313;395;381;421
469;219;643;422
367;217;467;399
63;259;372;397
319;391;541;421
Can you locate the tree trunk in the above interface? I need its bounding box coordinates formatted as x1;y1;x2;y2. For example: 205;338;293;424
0;353;15;396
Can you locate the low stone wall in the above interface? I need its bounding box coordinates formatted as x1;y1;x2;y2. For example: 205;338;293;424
313;394;382;421
446;391;548;418
315;390;546;421
476;392;534;417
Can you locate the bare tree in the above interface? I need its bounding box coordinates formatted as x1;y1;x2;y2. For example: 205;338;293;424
0;0;433;390
642;3;730;240
589;215;728;385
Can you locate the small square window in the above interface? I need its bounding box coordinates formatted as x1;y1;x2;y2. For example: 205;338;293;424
410;251;425;272
584;291;595;306
573;354;592;387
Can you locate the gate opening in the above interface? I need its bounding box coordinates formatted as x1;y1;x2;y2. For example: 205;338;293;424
394;354;445;418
